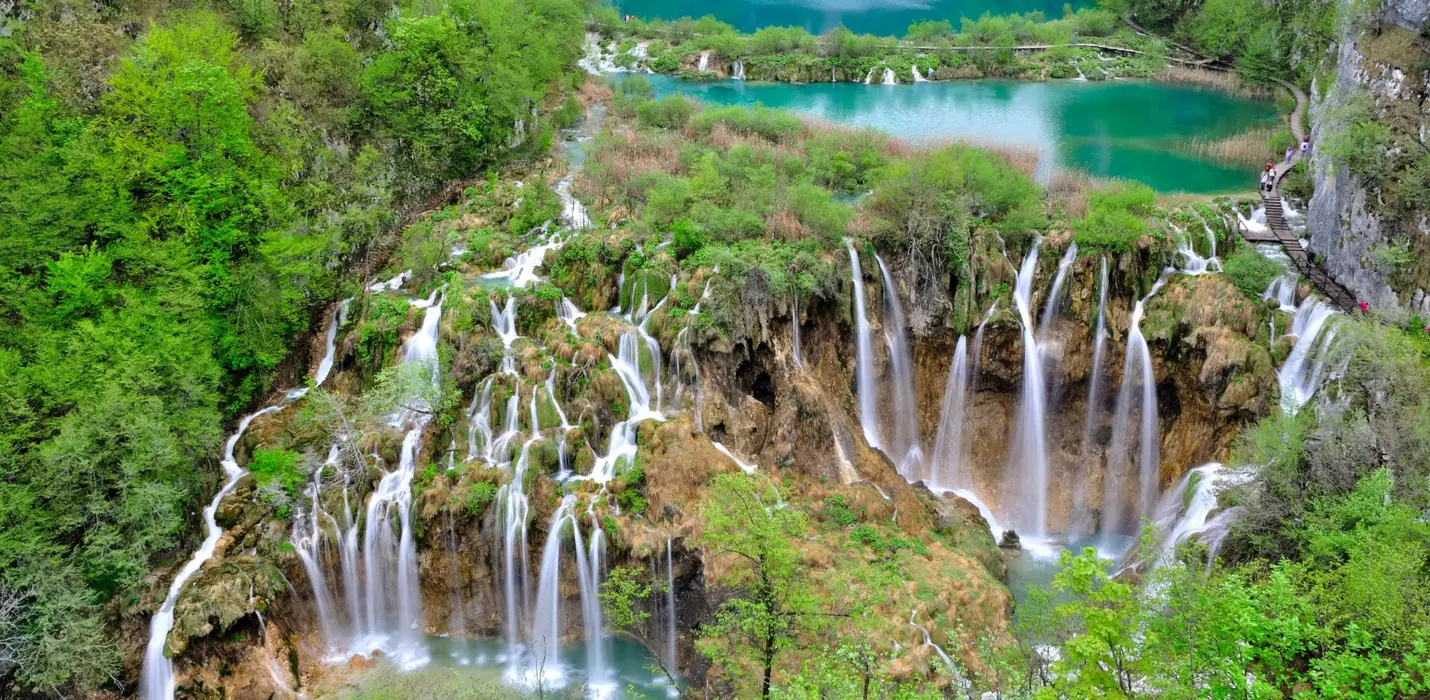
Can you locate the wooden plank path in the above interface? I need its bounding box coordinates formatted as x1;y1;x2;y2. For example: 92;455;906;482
1238;77;1360;313
894;40;1224;69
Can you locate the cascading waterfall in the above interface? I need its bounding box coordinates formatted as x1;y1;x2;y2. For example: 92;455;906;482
558;297;586;336
493;296;520;375
1150;463;1243;569
909;609;963;684
881;67;897;85
467;378;496;461
1037;243;1078;340
499;393;540;662
911;65;928;82
1005;238;1051;537
697;51;710;72
1102;278;1165;539
293;446;343;647
847;241;882;451
731;60;745;80
1279;298;1339;413
357;297;443;666
1172;224;1212;276
1070;258;1109;536
530;495;601;682
875;254;922;475
863;67;876;84
929;336;969;489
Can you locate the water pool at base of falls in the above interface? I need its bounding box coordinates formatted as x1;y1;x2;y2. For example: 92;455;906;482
385;635;677;699
1006;534;1138;619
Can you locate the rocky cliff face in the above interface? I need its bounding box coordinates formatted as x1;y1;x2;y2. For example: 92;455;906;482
1307;0;1430;317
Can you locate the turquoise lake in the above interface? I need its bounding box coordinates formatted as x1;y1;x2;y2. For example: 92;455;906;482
628;74;1282;194
615;0;1088;36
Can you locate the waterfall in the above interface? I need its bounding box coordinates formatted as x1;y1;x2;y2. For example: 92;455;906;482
863;67;876;84
688;265;718;315
1195;214;1222;271
929;336;969;489
1071;258;1109;535
1037;243;1078;340
712;441;758;473
467;378;495;462
546;368;573;477
558;297;586;336
1006;238;1051;536
881;67;897;85
492;296;519;375
293;447;342;648
1073;64;1088;81
909;610;963;684
357;298;442;666
697;51;710;72
589;311;663;483
731;60;745;80
1172;224;1211;276
482;228;564;288
1150;463;1243;568
665;538;678;673
1102;279;1165;538
555;174;590;230
444;507;469;658
875;254;922;475
911;65;928;83
847;242;882;451
1237;206;1270;236
582;499;608;690
790;292;803;369
369;270;410;293
531;496;572;670
1279;298;1339;413
498;394;540;662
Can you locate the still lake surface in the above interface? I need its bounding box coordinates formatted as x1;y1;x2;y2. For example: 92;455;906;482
630;74;1281;194
615;0;1089;36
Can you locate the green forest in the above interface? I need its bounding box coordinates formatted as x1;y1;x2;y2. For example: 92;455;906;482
2;0;1429;698
0;0;582;691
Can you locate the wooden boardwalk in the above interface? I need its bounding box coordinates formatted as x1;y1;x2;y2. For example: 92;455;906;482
1236;78;1360;313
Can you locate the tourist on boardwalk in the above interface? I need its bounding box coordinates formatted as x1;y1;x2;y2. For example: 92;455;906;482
1301;135;1310;156
1285;145;1294;163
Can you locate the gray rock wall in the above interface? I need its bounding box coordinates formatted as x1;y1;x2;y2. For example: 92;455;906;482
1305;0;1430;318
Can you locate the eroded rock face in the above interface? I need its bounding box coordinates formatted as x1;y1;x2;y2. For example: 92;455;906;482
1308;11;1430;318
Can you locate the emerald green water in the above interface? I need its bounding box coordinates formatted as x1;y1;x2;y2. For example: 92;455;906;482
616;0;1087;36
632;75;1280;194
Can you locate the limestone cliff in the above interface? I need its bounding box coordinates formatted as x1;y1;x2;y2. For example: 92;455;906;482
1307;0;1430;317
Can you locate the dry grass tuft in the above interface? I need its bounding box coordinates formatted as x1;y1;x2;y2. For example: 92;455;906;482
1180;126;1280;165
768;207;810;241
1156;65;1276;99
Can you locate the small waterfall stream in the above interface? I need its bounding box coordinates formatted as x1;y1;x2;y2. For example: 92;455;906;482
1070;258;1109;535
847;241;883;451
929;336;969;489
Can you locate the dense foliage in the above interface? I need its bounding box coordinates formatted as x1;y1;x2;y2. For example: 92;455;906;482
0;0;580;692
591;9;1169;83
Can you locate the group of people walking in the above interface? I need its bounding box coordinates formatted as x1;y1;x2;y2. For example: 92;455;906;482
1262;135;1310;193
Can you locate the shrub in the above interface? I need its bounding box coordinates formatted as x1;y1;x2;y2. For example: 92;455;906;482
672;218;707;259
466;481;498;517
636;95;696;130
1223;247;1285;296
249;448;306;498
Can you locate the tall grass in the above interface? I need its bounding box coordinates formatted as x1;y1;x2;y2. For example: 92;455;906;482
1155;65;1276;99
1180;126;1280;164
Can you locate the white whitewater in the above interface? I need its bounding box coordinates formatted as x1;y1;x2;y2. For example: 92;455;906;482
1005;238;1051;536
1237;206;1269;236
498;393;538;661
1173;224;1212;276
492;296;520;375
1037;243;1078;340
467;378;495;462
712;441;758;474
1150;462;1243;568
483;228;563;288
697;51;710;72
731;60;745;80
875;254;922;475
558;297;586;336
847;241;882;451
293;446;343;647
928;336;969;488
1070;258;1109;535
1102;278;1165;539
368;270;410;293
1279;298;1339;413
588;300;664;484
881;67;897;85
908;609;963;684
911;65;928;82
